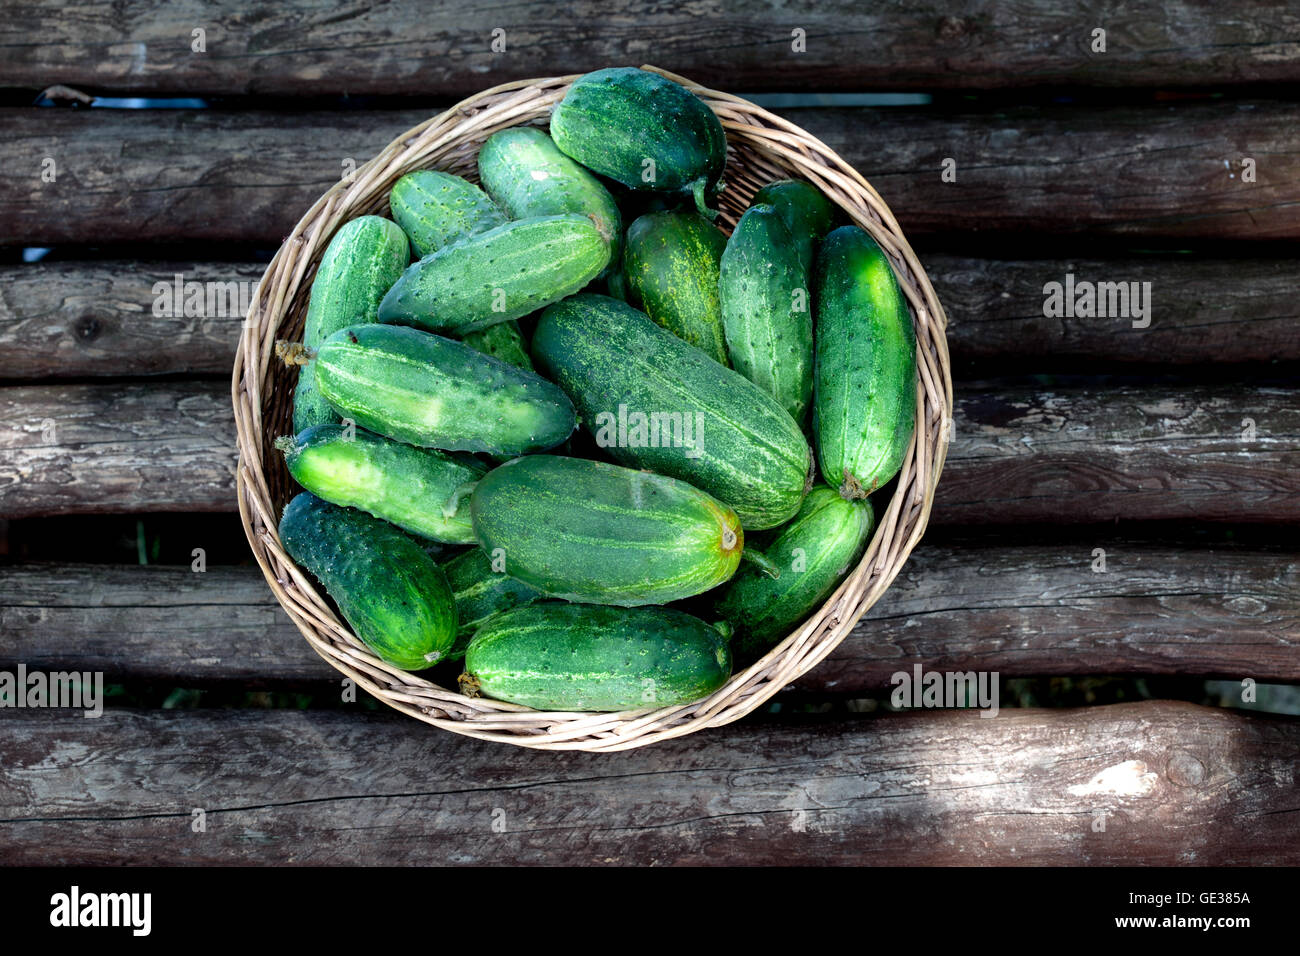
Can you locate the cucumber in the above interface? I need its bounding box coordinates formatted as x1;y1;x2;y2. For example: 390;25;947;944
292;216;410;434
751;179;835;270
376;214;609;334
389;170;507;260
622;211;729;365
314;323;575;456
278;492;457;670
813;226;917;499
459;320;533;370
531;294;811;530
550;67;727;219
461;603;732;711
715;486;875;656
719;203;813;422
477;127;622;276
470;455;743;606
442;547;545;659
277;424;485;544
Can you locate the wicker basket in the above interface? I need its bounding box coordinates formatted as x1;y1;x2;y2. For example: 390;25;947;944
232;65;952;752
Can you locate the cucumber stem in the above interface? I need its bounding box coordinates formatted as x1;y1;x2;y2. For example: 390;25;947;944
741;548;781;579
691;177;719;220
442;480;479;520
274;340;314;367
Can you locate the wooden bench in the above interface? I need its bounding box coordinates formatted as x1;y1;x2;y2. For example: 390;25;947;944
1;1;1298;865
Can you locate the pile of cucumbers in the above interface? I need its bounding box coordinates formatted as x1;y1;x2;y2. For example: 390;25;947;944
275;67;917;713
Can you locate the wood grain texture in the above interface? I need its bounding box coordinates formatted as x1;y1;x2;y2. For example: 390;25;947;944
2;100;1296;246
3;546;1296;687
2;1;1298;96
3;382;1297;520
0;261;265;378
4;256;1297;379
0;702;1294;864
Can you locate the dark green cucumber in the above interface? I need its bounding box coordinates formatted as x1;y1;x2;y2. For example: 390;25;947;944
715;486;875;656
718;203;813;421
293;216;410;433
314;323;575;456
459;320;533;370
376;214;609;334
751;179;835;271
813;226;917;499
550;67;727;219
277;424;485;543
461;603;732;711
278;492;457;670
389;170;507;259
531;294;811;530
470;455;743;606
442;547;545;659
477;127;621;276
622;211;729;365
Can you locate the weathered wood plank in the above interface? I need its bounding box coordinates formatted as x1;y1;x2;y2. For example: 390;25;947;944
3;381;1297;520
0;261;264;378
2;1;1298;97
0;703;1294;864
3;546;1296;688
2;100;1296;246
4;256;1296;379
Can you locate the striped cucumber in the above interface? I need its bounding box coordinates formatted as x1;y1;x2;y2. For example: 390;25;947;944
461;603;732;711
460;320;533;370
277;424;485;543
813;226;917;499
389;170;507;259
718;203;813;421
278;492;457;670
376;214;609;334
622;211;729;365
751;179;835;270
477;126;621;275
442;547;545;659
531;294;811;530
550;67;727;219
292;216;410;433
469;455;743;607
314;323;575;456
715;486;875;656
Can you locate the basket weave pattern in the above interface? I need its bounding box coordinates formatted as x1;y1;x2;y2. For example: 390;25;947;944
232;66;953;752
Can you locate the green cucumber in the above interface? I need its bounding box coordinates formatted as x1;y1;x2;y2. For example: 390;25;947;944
719;203;813;422
531;294;811;530
715;486;875;656
461;603;732;711
376;214;609;334
459;320;533;370
550;67;727;219
442;547;545;659
292;216;410;434
477;126;621;276
277;424;485;543
314;323;575;456
622;211;729;365
751;179;835;270
813;226;917;499
470;455;743;606
278;492;457;670
389;170;507;260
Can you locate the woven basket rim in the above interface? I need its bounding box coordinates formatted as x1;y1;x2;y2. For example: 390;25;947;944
231;64;954;752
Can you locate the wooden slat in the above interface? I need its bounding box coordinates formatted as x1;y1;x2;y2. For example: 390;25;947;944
3;1;1299;97
4;381;1296;521
2;100;1297;246
0;702;1295;864
5;256;1297;380
3;545;1297;688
